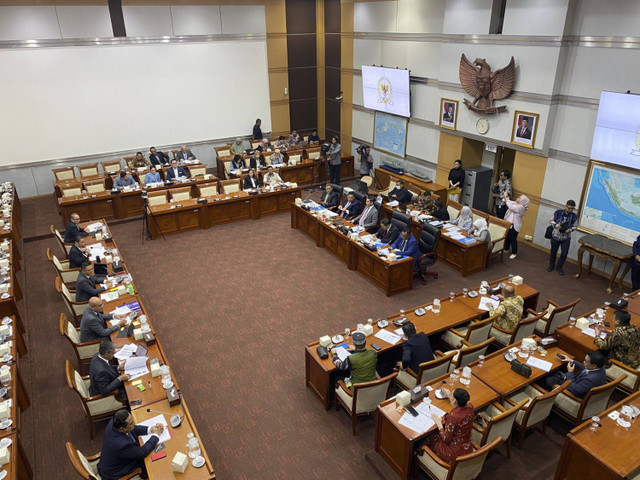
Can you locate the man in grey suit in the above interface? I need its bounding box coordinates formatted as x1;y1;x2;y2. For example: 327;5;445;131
80;297;128;343
177;145;196;161
76;262;109;303
89;341;129;400
352;196;378;229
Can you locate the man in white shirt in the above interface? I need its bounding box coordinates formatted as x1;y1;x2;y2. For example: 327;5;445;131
263;166;282;186
165;159;188;182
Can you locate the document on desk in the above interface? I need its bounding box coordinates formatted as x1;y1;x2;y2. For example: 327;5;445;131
478;297;499;311
415;402;445;419
138;414;172;444
334;346;351;362
114;344;137;360
374;329;401;345
86;222;104;232
398;403;446;435
109;316;132;327
125;356;149;380
112;305;132;316
101;291;119;302
581;328;607;339
525;356;553;372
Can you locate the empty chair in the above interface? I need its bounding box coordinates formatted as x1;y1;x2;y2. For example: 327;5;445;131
486;217;510;266
190;165;207;176
490;312;541;348
532;298;581;336
65;360;127;439
84;179;106;194
216;146;231;158
360;175;373;188
447;337;495;370
47;247;80;285
53;166;76;181
55;277;88;325
101;159;123;174
553;375;626;425
287;154;301;164
66;441;143;480
441;314;496;349
417;223;440;285
197;182;219;197
415;436;503;480
406;183;421;202
147;191;168;206
61;182;83;197
59;313;100;374
78;163;99;177
395;351;456;391
51;224;72;258
391;210;411;232
170;187;191;202
335;372;397;435
220;179;241;194
471;399;527;458
605;359;640;393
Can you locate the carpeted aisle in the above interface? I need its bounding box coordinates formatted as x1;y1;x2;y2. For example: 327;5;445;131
19;195;623;479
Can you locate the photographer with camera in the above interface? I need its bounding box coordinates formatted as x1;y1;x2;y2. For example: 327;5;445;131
547;200;578;276
357;144;374;178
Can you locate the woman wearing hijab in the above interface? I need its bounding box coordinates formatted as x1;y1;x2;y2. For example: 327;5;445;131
503;192;530;259
230;138;245;155
469;218;491;243
451;206;473;231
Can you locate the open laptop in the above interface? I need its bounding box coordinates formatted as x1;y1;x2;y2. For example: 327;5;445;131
94;263;108;276
134;344;148;357
355;180;369;194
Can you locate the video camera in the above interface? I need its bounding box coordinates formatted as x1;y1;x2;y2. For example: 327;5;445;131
356;144;368;155
320;143;330;156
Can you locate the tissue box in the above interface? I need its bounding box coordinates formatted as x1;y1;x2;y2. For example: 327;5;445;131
0;344;10;357
116;286;126;296
576;317;590;330
521;337;537;350
143;331;156;346
0;402;9;419
95;233;102;241
511;275;523;286
396;391;411;407
0;447;8;465
172;452;189;473
150;363;161;377
0;285;8;294
133;328;143;340
319;335;331;348
0;260;8;269
363;324;374;337
0;326;9;338
0;243;7;252
0;369;11;384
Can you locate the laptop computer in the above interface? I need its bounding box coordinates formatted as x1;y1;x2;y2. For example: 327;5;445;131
135;344;148;357
355;180;369;194
94;263;108;276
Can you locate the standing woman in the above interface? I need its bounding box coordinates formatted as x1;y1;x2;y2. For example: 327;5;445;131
424;388;474;464
327;135;342;185
448;159;465;202
503;192;529;259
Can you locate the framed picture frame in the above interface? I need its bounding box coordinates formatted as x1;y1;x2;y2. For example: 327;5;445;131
511;111;539;148
439;98;458;130
373;111;408;159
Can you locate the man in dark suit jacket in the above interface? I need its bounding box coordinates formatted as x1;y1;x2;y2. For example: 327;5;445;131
397;322;433;373
177;145;196;161
432;199;450;221
319;184;340;208
243;171;262;189
517;118;532;140
69;236;89;269
165;159;188;182
89;341;129;399
388;179;413;203
98;410;164;480
352;196;379;229
148;146;170;168
375;218;400;244
336;192;361;219
63;213;89;243
80;297;127;343
546;350;607;398
75;262;108;303
253;118;263;140
391;228;421;270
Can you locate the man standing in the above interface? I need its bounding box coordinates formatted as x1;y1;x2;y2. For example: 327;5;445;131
397;322;433;373
594;310;640;369
375;218;400;244
327;136;342;185
148;147;169;168
69;235;89;269
253;118;263;140
391;227;421;270
89;341;129;399
75;262;108;303
98;410;163;480
352;196;378;229
64;213;90;243
488;285;523;333
165;159;188;182
359;145;374;178
548;200;578;276
331;332;377;390
336;192;361;220
80;297;127;343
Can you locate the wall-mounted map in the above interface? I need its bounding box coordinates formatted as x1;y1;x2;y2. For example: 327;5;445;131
579;161;640;245
373;112;408;159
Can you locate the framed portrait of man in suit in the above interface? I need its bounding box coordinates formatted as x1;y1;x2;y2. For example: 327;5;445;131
439;98;458;130
511;111;539;148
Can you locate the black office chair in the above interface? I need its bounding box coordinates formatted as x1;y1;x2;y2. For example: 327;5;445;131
328;183;343;198
353;192;365;216
417;223;440;285
391;211;411;232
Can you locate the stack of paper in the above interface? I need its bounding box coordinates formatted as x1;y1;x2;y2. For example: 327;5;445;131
114;344;137;360
112;305;131;316
525;356;553;372
478;297;500;311
124;356;149;380
398;403;446;434
374;329;401;345
101;291;119;302
138;414;172;443
334;346;352;362
581;328;606;339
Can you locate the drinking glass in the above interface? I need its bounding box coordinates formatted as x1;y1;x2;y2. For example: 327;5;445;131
590;416;600;432
603;301;611;311
449;292;456;302
453;369;460;381
400;309;405;316
367;318;373;326
478;355;485;368
623;292;630;300
449;373;456;387
569;317;576;329
462;288;468;297
508;274;514;284
432;299;441;315
344;328;350;337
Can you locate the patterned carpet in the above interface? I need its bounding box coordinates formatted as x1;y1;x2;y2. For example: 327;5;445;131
18;193;625;479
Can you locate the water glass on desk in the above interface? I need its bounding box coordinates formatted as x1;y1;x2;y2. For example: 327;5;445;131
462;288;468;297
508;274;514;284
344;328;350;338
478;355;485;368
449;292;455;302
432;299;441;315
590;416;600;432
568;317;576;329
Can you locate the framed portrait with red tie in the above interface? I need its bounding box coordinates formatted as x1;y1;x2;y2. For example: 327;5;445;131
511;110;539;148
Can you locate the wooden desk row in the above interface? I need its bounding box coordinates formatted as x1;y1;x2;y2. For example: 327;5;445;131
291;204;415;296
374;167;448;206
74;220;216;479
148;186;302;239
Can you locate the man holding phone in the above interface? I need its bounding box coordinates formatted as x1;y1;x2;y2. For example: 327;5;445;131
544;350;606;397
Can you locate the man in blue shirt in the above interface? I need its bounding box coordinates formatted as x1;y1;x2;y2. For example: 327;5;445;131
391;227;421;270
547;200;578;276
113;171;136;190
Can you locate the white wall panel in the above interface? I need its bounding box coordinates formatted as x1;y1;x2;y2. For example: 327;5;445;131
353;39;382;68
354;2;398;33
352;76;363;106
56;6;113;39
406;123;439;163
548;105;597;158
397;0;445;33
171;6;222;36
0;6;60;41
405;41;442;78
352;109;374;143
379;40;408;69
502;0;570;36
220;5;266;34
123;6;173;37
442;0;492;35
541;157;587;206
570;0;640;36
410;83;439;123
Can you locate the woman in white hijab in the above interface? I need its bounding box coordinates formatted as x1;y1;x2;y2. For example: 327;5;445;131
469;218;491;243
451;206;473;230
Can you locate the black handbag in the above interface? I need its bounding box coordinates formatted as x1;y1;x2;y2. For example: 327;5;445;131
510;359;532;378
544;225;553;239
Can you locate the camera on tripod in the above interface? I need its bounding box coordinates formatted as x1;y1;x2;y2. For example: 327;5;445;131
320;143;330;156
355;144;368;155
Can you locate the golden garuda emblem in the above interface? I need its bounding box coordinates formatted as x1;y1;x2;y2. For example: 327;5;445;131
459;54;515;114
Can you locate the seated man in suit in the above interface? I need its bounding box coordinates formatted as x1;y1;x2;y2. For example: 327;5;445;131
249;151;267;170
64;213;90;243
243;169;262;189
69;235;89;269
177;145;196;161
98;409;164;480
375;218;400;244
391;227;421;270
488;285;524;333
230;154;245;171
89;340;129;400
263;166;282;186
165;159;188;182
545;350;607;398
431;198;450;221
352;196;379;229
319;184;340;208
388;179;413;203
330;332;377;391
80;297;127;343
148;146;170;168
76;262;109;303
336;192;361;220
270;149;285;166
396;322;434;373
129;152;149;170
307;129;321;145
113;171;136;190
